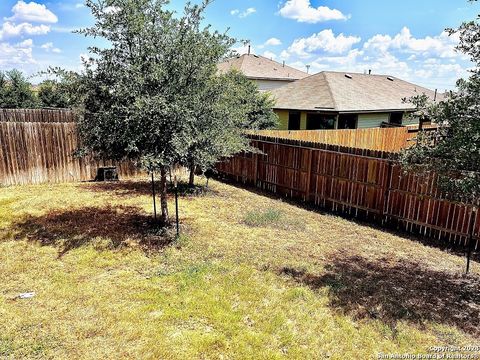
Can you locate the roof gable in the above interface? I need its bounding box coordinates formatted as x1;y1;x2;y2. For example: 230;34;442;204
217;54;308;81
266;72;336;111
270;71;441;112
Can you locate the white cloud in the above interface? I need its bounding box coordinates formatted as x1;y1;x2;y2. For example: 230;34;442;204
241;8;256;18
7;1;58;24
281;27;470;89
363;27;461;59
40;42;52;49
280;50;290;60
286;30;361;58
289;60;310;73
232;44;255;55
0;21;50;40
231;7;256;18
315;48;364;67
265;37;282;46
75;3;85;9
41;42;61;53
279;0;348;23
269;25;471;90
263;51;277;60
0;38;35;67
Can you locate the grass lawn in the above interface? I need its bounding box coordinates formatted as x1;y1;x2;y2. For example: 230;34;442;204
0;176;479;359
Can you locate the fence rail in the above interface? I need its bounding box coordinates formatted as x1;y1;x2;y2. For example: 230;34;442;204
0;109;138;186
0;108;76;123
249;127;411;152
250;126;438;152
217;135;479;250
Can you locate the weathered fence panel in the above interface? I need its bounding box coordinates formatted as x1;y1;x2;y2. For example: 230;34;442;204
0;108;75;123
217;135;479;250
250;127;410;152
0;109;139;186
251;126;438;152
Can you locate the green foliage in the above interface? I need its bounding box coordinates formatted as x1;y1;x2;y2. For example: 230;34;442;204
183;70;278;178
220;70;278;130
73;0;246;167
399;8;480;203
37;80;71;108
0;69;39;108
62;0;274;222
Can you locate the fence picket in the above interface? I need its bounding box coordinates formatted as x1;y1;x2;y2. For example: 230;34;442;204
0;109;139;185
217;135;479;250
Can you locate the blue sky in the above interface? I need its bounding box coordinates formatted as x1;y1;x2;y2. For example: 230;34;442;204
0;0;478;90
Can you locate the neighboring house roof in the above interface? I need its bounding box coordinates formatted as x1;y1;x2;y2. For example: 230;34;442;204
270;71;443;113
217;54;309;81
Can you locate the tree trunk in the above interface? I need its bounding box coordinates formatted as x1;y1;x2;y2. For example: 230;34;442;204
151;172;157;222
160;166;169;225
189;163;195;187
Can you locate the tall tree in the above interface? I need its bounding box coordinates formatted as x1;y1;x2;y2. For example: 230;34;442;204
399;3;480;272
185;70;278;186
72;0;265;224
0;69;38;108
38;80;71;108
400;18;480;199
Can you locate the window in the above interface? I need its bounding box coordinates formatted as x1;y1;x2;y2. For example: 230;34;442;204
288;111;301;130
306;113;335;130
337;114;357;129
390;112;403;125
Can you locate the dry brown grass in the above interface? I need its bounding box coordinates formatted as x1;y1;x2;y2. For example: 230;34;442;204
0;176;479;359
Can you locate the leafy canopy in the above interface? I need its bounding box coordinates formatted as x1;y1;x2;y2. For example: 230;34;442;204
399;8;480;202
183;70;278;174
74;0;276;172
0;69;39;109
64;0;278;222
37;80;71;108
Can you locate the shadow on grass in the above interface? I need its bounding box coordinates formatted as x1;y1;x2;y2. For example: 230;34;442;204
83;179;219;199
281;254;480;336
215;176;479;260
13;205;176;256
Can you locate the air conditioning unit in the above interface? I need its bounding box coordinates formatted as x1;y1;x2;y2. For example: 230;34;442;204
95;166;119;181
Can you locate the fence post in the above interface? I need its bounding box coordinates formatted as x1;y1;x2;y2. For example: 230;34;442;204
253;141;259;187
305;149;313;202
381;160;394;224
466;207;477;275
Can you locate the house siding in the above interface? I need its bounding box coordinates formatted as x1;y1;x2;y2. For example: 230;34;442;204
275;110;412;130
402;115;420;126
274;110;309;130
276;110;289;130
357;113;390;128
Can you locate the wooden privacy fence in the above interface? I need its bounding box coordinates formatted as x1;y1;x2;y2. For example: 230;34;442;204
0;108;75;123
217;135;479;250
250;126;437;152
0;109;138;186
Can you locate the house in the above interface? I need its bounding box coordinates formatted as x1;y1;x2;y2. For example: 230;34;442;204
217;53;309;91
269;71;441;130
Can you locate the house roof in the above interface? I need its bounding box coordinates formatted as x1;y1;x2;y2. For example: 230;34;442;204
269;71;442;113
217;54;309;81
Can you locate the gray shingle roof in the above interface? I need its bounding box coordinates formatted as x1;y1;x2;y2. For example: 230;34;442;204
217;54;308;81
270;71;442;113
